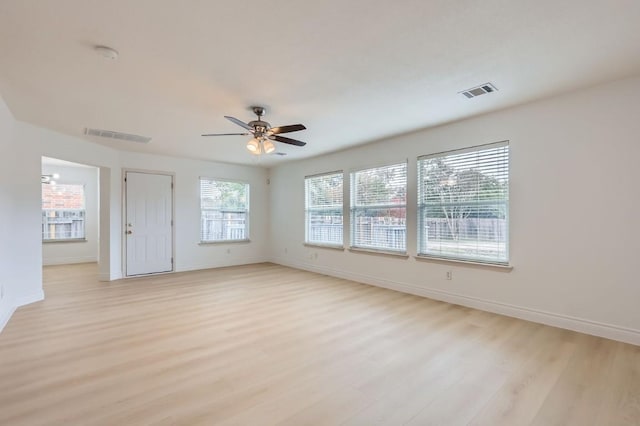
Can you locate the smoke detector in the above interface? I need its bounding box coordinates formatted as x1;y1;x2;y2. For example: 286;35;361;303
460;83;498;99
95;45;119;60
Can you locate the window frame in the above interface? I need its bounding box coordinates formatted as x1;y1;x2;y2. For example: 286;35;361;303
349;161;408;255
199;177;250;244
304;171;345;249
42;182;87;243
417;141;510;266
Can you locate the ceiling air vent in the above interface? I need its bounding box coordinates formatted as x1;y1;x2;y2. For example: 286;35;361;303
84;128;151;144
460;83;498;99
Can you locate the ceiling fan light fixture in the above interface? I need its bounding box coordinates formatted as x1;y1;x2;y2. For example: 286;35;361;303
203;106;307;156
263;139;275;154
246;138;260;153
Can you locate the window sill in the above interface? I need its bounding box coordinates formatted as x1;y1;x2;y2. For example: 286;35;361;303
414;255;513;271
43;238;87;244
349;247;409;258
304;243;345;251
199;239;251;245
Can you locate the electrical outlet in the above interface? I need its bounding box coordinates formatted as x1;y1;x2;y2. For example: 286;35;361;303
446;271;452;280
226;248;231;254
284;247;288;254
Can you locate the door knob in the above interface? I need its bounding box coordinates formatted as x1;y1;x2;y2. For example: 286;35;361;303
126;230;133;235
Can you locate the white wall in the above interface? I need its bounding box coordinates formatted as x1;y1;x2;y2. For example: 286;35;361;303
0;96;44;330
0;95;17;328
0;99;270;331
118;152;270;272
14;118;121;282
269;75;640;345
11;122;270;278
41;164;99;265
3;76;640;344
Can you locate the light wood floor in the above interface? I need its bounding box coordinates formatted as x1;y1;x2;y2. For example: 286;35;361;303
0;263;639;425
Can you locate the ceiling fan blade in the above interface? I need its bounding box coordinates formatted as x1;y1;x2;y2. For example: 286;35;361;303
269;124;306;134
201;133;250;137
224;116;253;130
270;135;306;146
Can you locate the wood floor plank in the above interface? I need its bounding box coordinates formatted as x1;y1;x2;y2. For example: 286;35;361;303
0;262;639;425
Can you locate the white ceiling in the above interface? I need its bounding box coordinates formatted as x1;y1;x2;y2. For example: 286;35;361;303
2;1;640;167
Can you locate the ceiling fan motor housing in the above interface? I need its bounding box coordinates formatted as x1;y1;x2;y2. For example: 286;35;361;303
248;120;271;137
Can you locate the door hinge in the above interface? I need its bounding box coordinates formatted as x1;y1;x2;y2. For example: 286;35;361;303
171;182;174;189
171;219;173;226
171;257;174;264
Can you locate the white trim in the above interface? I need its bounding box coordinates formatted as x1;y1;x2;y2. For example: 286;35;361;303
42;238;88;244
176;257;268;273
15;290;45;307
347;158;408;174
199;239;251;245
414;255;513;270
303;243;345;251
98;273;112;282
0;302;16;333
0;290;45;333
417;140;509;160
199;175;250;185
271;257;640;346
304;170;343;179
43;256;98;266
349;247;409;258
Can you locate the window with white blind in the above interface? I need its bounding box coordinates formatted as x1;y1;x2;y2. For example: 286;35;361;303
350;162;407;252
42;183;86;241
200;178;249;242
305;172;344;247
418;141;509;264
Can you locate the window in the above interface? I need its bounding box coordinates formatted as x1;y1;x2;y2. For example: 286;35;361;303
350;162;407;252
200;178;249;242
418;141;509;264
305;172;343;247
42;183;86;241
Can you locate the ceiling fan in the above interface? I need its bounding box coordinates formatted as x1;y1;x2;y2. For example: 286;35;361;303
202;106;307;155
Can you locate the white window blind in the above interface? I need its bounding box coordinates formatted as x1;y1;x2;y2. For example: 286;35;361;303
350;162;407;252
42;183;86;241
418;141;509;264
200;178;249;242
305;172;343;246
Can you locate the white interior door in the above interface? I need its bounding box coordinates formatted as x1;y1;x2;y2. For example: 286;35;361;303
125;172;173;276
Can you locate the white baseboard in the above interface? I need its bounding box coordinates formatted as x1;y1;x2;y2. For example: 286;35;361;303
0;300;17;333
15;289;45;307
0;289;45;333
272;257;640;347
43;256;98;266
177;257;269;273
